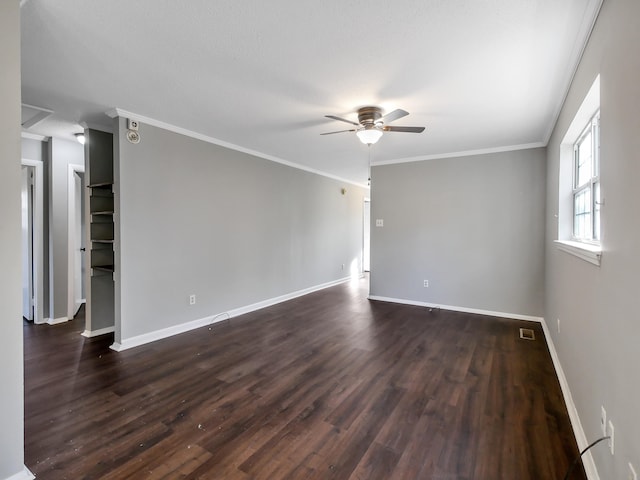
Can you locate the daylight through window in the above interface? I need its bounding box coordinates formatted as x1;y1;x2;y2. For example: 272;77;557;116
573;111;600;243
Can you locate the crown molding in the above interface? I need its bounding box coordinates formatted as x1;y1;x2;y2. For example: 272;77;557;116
372;142;546;167
21;131;48;142
106;108;369;189
543;0;604;145
21;103;53;129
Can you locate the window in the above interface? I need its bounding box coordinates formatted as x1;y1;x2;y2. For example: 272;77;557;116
572;111;600;243
555;75;601;265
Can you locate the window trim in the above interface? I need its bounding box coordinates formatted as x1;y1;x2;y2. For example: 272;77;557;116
556;75;601;266
554;240;601;266
571;111;600;244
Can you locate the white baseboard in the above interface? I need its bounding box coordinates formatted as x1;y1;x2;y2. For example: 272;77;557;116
367;295;544;323
540;319;600;480
111;276;353;352
47;316;69;325
4;466;35;480
110;314;222;352
228;276;353;317
82;326;115;338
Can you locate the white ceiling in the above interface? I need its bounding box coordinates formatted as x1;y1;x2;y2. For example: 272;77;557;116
20;0;601;185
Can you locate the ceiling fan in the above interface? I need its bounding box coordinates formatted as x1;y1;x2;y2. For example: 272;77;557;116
321;106;425;145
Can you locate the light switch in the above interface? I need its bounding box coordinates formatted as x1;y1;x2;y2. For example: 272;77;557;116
376;219;384;227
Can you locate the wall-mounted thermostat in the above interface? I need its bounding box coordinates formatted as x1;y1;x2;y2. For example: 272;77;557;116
127;119;139;131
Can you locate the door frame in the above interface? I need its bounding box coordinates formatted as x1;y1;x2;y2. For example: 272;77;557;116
21;166;34;320
21;158;44;324
363;197;371;273
67;163;85;319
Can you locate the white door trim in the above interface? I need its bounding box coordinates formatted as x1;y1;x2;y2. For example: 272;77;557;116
21;167;34;320
21;158;44;324
67;163;85;320
363;197;371;273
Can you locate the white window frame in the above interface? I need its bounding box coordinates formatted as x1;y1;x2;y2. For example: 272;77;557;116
554;75;602;266
572;111;600;244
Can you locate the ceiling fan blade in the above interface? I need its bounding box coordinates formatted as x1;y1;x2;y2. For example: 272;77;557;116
320;129;357;135
379;109;409;124
383;125;425;133
325;115;360;126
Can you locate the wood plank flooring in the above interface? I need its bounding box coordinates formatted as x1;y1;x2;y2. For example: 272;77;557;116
24;278;585;479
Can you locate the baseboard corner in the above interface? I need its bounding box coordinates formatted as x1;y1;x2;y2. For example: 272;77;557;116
47;316;69;325
81;326;115;338
4;466;35;480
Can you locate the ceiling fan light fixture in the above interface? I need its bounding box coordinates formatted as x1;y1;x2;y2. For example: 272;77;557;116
356;128;383;145
322;106;423;145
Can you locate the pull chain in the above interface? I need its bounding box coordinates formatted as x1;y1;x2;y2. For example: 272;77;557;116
368;144;371;186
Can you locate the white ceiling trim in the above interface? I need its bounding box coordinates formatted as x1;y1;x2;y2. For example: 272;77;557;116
372;142;546;167
21;103;54;129
21;131;48;142
542;0;604;145
106;108;369;189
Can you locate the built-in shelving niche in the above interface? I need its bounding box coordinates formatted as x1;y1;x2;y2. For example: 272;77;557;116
86;129;115;333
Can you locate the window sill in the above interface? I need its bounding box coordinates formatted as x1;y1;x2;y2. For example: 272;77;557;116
554;240;602;266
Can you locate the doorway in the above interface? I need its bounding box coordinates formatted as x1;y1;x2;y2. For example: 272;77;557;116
21;159;44;323
21;166;34;320
67;164;86;319
363;198;370;272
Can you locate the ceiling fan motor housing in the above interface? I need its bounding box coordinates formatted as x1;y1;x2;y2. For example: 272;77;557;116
358;106;383;127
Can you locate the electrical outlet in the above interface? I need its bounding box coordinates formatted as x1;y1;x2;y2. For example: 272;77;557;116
341;264;345;270
601;406;607;437
189;294;196;305
629;463;638;480
557;318;561;333
608;420;614;455
423;280;429;287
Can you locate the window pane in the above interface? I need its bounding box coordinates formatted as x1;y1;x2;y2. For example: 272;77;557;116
571;110;600;244
593;114;600;176
574;188;591;240
593;181;601;241
577;130;592;187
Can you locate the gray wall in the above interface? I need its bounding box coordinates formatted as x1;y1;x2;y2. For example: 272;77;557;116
370;148;546;318
114;118;367;343
22;137;50;319
48;138;84;320
545;0;640;477
0;1;26;478
21;137;85;323
21;137;46;162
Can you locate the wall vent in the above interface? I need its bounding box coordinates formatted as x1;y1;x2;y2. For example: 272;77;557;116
519;328;535;340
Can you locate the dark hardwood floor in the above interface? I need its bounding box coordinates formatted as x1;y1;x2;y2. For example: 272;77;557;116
24;278;585;479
